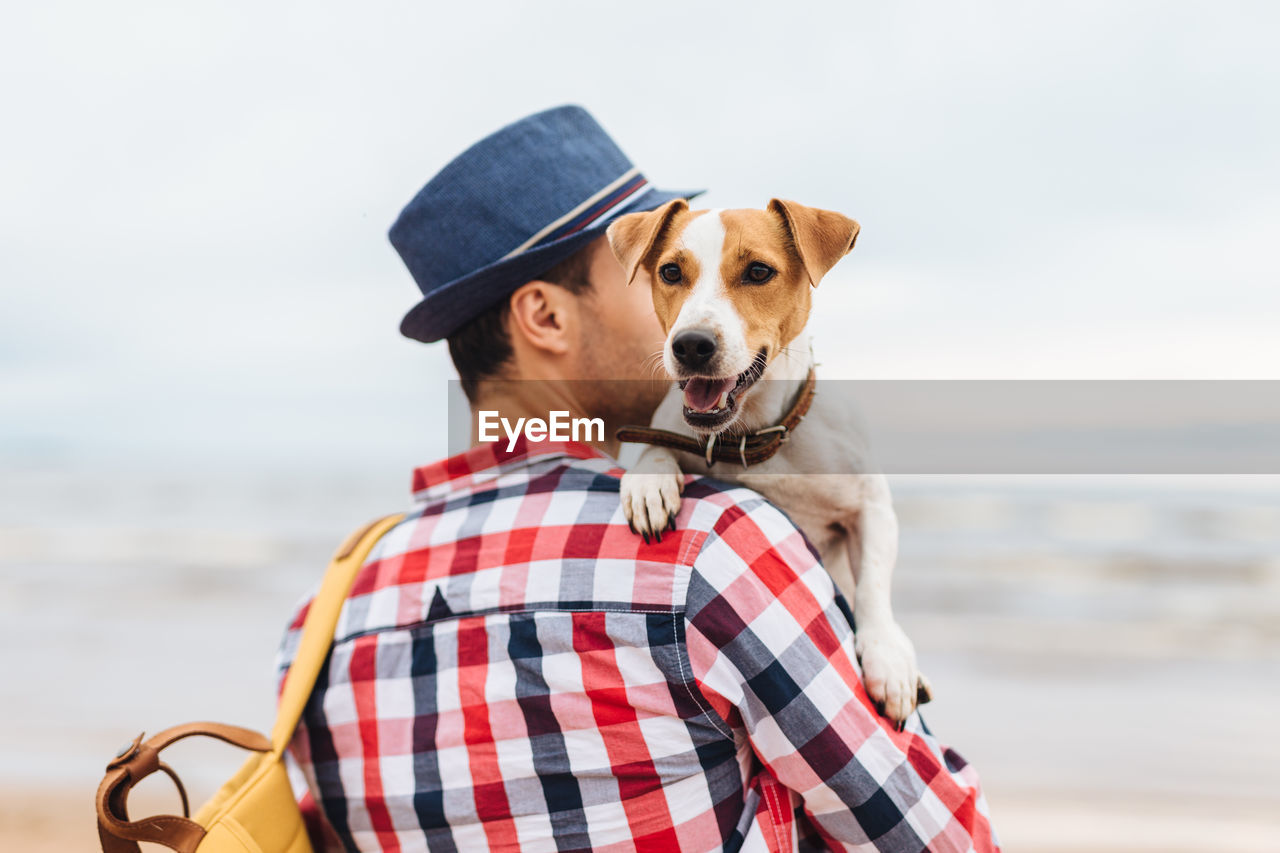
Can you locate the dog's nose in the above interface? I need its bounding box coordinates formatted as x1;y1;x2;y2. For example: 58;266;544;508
671;329;718;369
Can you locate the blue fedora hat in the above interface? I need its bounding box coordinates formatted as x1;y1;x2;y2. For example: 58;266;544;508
390;105;704;343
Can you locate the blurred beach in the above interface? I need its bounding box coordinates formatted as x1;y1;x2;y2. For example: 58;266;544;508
2;464;1276;851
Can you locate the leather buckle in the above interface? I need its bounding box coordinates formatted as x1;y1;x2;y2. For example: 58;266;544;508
106;733;144;770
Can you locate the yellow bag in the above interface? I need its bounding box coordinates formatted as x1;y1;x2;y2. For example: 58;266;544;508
95;514;404;853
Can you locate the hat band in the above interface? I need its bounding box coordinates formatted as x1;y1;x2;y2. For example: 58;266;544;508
499;167;651;261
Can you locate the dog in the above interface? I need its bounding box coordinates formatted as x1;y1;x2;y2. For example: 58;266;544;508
606;198;930;725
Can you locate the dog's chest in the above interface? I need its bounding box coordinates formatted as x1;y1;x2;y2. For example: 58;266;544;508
693;455;860;529
649;373;875;545
670;407;872;540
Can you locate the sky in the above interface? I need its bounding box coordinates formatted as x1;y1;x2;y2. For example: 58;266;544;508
2;1;1278;473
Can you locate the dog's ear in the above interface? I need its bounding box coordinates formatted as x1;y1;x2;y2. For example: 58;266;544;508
606;198;689;286
767;199;860;287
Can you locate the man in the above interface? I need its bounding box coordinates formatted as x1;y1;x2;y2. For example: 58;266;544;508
276;105;999;851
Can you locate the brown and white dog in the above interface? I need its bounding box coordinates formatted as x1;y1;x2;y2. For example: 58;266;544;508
606;198;929;724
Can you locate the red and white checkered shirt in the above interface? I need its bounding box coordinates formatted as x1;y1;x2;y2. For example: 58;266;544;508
276;439;999;852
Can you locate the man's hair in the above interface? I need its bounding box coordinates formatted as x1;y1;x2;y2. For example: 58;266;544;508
447;241;597;402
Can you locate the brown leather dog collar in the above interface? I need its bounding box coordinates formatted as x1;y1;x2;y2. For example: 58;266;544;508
616;367;817;467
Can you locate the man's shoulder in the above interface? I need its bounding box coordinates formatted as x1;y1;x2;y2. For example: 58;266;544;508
679;475;812;545
274;510;406;675
502;450;806;540
556;456;811;544
677;474;841;662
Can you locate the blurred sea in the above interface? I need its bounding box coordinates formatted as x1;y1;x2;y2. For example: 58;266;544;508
2;464;1278;850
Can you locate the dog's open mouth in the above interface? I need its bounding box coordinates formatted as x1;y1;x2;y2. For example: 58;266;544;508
679;349;768;430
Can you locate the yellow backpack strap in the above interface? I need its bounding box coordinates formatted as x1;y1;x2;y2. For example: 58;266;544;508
271;513;406;755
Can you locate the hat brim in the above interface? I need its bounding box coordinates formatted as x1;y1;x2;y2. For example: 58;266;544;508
399;185;705;344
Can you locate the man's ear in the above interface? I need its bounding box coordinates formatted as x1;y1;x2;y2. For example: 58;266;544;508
767;198;860;287
508;280;573;356
606;198;689;286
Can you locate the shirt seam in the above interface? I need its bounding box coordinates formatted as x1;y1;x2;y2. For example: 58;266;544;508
333;604;685;644
671;501;752;744
671;615;735;741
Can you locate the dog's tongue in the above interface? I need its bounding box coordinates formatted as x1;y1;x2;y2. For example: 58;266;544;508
683;377;736;412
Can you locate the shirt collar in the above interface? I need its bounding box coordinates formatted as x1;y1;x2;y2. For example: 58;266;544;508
411;436;613;504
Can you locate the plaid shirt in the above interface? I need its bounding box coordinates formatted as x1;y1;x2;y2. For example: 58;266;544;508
276;439;999;852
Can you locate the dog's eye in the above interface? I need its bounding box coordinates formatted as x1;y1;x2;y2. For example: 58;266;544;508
743;262;775;284
659;263;683;284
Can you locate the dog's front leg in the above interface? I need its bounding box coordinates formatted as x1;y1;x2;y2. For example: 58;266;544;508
620;446;684;543
849;474;930;726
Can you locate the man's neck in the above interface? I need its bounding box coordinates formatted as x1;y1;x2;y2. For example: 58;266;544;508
469;379;621;458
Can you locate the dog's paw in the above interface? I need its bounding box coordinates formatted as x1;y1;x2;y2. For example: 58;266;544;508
620;468;683;544
855;619;924;727
916;671;934;705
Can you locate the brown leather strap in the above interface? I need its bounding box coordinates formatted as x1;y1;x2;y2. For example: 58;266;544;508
157;762;191;818
617;368;817;467
96;722;271;853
